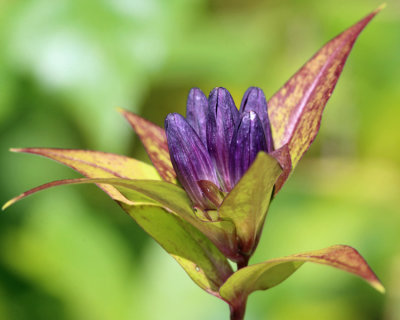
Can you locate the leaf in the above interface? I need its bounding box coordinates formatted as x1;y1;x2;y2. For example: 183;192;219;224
270;144;292;195
220;245;384;306
10;148;160;203
2;178;233;293
120;204;233;294
218;152;282;255
118;108;177;184
3;177;239;262
268;6;383;168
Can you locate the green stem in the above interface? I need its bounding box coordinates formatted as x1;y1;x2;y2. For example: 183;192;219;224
229;255;249;319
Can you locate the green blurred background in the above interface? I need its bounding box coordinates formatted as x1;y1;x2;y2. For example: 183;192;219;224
0;0;399;319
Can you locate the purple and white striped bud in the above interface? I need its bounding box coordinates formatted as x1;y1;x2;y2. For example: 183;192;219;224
240;87;274;152
207;87;240;191
186;88;208;147
229;111;268;185
165;113;220;210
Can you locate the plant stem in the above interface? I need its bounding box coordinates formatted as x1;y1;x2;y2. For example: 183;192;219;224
230;299;247;320
229;256;249;319
236;254;249;270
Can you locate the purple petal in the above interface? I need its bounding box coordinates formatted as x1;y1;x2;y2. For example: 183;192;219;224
229;111;268;185
186;88;208;147
165;113;219;209
207;87;240;191
240;87;274;152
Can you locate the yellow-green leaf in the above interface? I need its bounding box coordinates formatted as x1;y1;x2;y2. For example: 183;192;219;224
10;148;160;203
119;108;177;184
218;152;282;255
220;245;384;306
2;178;233;293
3;177;239;262
120;204;233;294
268;6;383;169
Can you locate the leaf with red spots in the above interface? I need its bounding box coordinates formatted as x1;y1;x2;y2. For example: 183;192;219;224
268;6;383;168
9;148;160;203
220;245;384;306
119;108;177;184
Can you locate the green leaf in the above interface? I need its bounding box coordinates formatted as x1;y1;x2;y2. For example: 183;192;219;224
218;152;282;255
120;204;233;294
220;245;384;305
10;148;161;203
268;6;383;170
119;108;177;184
110;178;239;261
3;177;239;261
3;177;233;293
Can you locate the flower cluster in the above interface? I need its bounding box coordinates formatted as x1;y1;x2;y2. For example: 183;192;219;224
165;87;273;211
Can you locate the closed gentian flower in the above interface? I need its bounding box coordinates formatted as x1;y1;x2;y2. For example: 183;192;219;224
165;86;273;210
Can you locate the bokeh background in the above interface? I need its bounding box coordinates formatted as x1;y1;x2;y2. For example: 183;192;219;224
1;0;399;319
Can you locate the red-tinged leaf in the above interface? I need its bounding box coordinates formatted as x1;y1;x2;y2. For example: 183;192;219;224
268;6;383;168
118;108;177;184
220;245;384;306
10;148;160;203
270;144;292;195
2;178;145;209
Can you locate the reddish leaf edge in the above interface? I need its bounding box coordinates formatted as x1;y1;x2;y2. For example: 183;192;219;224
2;178;137;210
219;244;384;305
268;3;386;168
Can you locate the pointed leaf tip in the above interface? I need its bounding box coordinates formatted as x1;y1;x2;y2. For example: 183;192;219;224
7;147;161;204
2;200;14;211
375;3;387;12
220;245;384;305
268;6;382;169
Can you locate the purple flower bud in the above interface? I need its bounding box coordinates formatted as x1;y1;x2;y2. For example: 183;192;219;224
229;111;268;185
165;113;220;210
207;87;240;191
186;88;208;147
240;87;274;152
